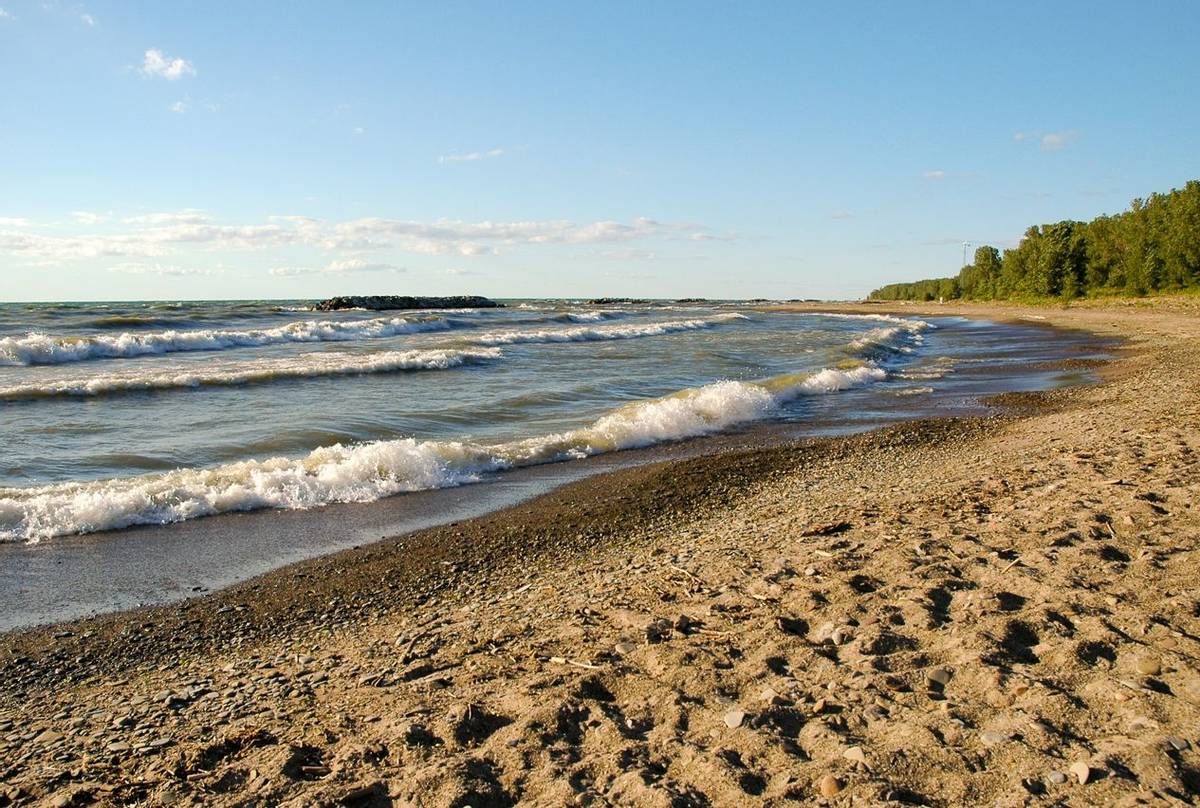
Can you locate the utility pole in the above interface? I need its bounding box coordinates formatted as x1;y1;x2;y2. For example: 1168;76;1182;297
962;241;971;268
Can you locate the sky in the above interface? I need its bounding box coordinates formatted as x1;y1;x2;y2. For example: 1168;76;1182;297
1;1;1198;301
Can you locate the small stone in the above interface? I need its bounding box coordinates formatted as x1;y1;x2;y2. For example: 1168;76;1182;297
1070;760;1092;785
812;697;828;715
614;641;637;656
724;709;745;729
1137;657;1162;676
980;730;1010;746
817;774;842;797
927;667;952;686
1046;770;1067;786
761;687;787;706
1167;736;1190;751
843;745;869;769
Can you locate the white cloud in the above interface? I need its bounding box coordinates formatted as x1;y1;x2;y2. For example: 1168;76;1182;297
270;258;403;277
0;212;726;264
122;210;210;226
829;211;854;220
70;211;107;224
1039;130;1079;151
169;100;188;114
80;12;95;26
600;248;657;261
1014;129;1080;152
108;263;217;277
923;169;947;180
140;49;195;80
438;148;505;164
0;8;11;20
353;127;365;135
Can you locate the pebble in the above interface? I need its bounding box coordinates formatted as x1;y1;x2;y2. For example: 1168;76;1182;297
1046;770;1067;786
843;745;868;769
926;667;952;686
614;641;637;656
761;687;787;705
1070;760;1092;785
1137;657;1162;676
1166;736;1190;751
724;709;746;729
980;730;1010;746
818;774;842;797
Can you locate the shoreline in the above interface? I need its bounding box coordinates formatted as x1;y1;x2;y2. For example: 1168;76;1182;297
0;313;1108;632
2;300;1197;806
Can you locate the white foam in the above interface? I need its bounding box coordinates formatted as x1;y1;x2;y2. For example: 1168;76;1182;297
0;315;456;366
475;314;748;346
0;347;502;400
0;360;885;541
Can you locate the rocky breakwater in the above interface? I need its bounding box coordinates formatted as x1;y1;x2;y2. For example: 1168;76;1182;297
314;295;503;312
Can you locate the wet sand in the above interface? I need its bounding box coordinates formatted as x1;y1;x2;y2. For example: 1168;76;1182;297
1;299;1198;807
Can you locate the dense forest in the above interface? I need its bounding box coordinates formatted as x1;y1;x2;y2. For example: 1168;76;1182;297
868;180;1200;301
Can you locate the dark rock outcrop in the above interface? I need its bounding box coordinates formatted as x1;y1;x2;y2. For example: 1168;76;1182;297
314;295;503;312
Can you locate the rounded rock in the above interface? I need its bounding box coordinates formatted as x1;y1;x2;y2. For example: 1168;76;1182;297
818;774;842;797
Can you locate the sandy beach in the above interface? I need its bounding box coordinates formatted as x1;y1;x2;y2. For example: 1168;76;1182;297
2;299;1198;807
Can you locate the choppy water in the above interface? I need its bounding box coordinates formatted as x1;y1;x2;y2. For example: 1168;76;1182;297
0;299;1066;542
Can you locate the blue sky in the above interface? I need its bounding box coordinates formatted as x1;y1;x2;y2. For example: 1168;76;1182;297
1;1;1197;301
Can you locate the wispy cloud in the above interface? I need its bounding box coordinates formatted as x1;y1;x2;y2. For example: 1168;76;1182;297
70;211;107;224
438;148;505;164
80;12;95;26
0;213;727;264
829;211;855;220
122;210;210;226
269;258;403;277
922;169;947;180
0;8;12;20
1014;129;1080;152
140;49;196;80
1039;130;1079;151
169;100;188;114
108;263;217;277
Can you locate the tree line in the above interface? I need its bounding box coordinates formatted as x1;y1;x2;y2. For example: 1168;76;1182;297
868;180;1200;301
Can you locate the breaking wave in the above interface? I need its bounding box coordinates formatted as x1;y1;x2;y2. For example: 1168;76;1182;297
0;362;884;541
0;316;457;366
0;348;502;400
475;314;748;346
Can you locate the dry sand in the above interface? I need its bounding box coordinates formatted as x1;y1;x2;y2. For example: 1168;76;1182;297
1;299;1198;807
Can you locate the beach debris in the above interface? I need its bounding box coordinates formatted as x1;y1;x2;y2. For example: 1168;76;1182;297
1046;770;1067;786
724;709;746;729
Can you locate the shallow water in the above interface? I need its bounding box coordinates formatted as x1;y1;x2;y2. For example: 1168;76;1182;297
1;300;960;541
0;300;1112;629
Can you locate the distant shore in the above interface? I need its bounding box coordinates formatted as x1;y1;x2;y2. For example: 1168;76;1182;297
2;299;1198;806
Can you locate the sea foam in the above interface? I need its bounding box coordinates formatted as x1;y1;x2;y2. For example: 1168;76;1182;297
0;347;501;400
0;315;456;366
475;314;748;345
0;361;884;541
